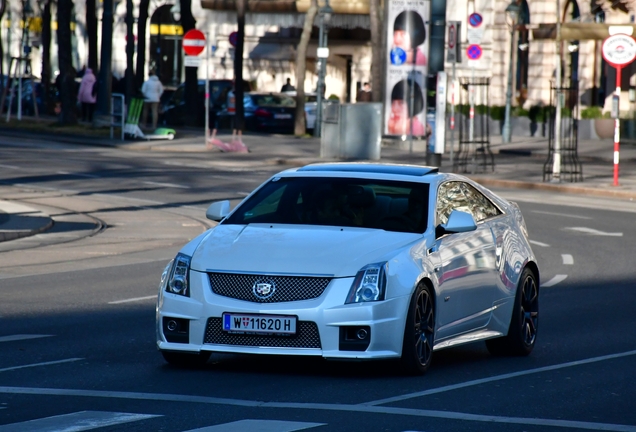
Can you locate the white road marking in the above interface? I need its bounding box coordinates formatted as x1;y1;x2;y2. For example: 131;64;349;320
529;240;550;247
143;181;191;189
0;164;19;169
562;254;574;265
0;334;52;343
184;419;326;432
565;227;623;237
56;171;101;178
3;350;636;430
0;410;160;432
0;358;83;373
362;348;636;405
108;295;156;304
542;275;568;287
532;210;592;220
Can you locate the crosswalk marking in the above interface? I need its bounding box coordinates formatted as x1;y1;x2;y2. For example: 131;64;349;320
0;411;160;432
184;419;326;432
0;335;52;343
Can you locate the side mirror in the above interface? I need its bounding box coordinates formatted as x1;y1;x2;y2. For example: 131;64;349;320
438;210;477;236
206;200;231;222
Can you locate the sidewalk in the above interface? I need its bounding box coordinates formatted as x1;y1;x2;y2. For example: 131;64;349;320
2;125;636;243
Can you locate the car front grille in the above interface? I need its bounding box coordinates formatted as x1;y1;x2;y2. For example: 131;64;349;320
203;318;322;349
207;272;331;303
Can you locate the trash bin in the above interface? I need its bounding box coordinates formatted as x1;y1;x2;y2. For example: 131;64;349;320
320;103;382;160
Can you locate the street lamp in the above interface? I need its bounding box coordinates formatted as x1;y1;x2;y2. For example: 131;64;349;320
502;1;520;144
314;0;333;138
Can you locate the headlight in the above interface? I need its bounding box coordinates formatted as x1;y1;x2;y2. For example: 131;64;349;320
345;262;388;304
159;259;173;292
165;253;191;297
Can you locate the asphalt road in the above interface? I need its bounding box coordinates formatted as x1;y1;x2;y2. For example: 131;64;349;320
1;140;636;432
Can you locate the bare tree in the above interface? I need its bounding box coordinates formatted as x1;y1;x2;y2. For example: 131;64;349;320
86;0;97;71
40;0;53;114
0;0;6;82
369;0;383;102
234;0;246;132
180;0;198;126
293;0;318;136
135;0;151;91
57;0;77;124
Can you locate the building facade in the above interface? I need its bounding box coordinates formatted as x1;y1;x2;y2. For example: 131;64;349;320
2;0;635;114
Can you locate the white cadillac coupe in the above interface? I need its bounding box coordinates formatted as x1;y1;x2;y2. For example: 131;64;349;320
156;163;539;374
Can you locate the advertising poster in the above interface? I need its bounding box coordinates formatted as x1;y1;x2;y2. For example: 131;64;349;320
385;0;430;137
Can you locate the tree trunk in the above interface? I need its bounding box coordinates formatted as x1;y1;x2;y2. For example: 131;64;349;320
86;0;98;71
135;0;150;92
41;0;52;114
180;0;198;126
0;0;6;83
293;0;317;136
125;0;134;103
57;0;77;125
369;0;383;103
234;0;246;132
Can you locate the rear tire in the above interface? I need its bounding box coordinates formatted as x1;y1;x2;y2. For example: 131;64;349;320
161;350;211;368
400;283;435;375
486;268;539;356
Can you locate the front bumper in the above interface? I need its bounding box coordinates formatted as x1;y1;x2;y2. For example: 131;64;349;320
156;270;410;360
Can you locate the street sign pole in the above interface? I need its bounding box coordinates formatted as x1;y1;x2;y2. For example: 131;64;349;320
466;13;483;150
614;66;621;186
601;32;636;186
205;31;210;145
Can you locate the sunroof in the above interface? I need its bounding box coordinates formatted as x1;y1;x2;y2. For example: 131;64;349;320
297;163;438;176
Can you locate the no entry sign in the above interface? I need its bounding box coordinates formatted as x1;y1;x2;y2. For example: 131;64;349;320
183;29;206;56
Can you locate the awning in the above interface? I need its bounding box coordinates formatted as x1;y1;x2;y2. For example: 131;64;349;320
201;0;370;14
531;23;636;41
205;11;370;30
249;43;297;61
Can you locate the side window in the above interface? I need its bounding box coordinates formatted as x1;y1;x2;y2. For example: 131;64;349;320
436;182;501;224
241;186;286;222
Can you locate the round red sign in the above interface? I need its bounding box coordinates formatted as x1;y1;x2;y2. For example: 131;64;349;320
602;34;636;68
183;29;206;56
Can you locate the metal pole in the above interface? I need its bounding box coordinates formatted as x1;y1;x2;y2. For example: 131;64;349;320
469;66;474;143
613;66;621;186
552;0;562;181
95;0;114;119
409;49;415;154
313;13;325;138
450;61;456;168
205;31;210;145
502;23;515;143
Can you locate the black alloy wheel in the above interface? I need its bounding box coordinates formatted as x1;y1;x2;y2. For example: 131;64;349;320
486;267;539;356
401;284;435;375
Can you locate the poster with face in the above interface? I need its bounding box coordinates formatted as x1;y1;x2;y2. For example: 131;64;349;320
385;1;430;137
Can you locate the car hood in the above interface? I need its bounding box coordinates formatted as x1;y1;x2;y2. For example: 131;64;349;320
190;224;420;277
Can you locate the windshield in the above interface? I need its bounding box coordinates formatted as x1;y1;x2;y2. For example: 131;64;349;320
223;177;429;233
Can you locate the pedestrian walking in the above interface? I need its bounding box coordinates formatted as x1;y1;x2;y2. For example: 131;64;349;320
356;82;372;102
77;67;97;122
141;70;164;130
281;78;295;93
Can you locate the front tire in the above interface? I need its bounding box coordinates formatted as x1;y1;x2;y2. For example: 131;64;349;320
486;268;539;356
400;284;435;375
161;350;211;368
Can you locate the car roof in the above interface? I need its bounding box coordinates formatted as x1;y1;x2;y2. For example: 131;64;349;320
294;163;439;177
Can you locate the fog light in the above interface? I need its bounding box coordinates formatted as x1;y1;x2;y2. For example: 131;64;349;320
356;328;368;340
167;320;178;332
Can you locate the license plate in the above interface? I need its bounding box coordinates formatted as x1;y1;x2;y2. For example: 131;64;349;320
274;113;292;119
222;313;297;335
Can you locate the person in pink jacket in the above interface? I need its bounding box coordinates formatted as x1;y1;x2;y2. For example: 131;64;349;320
77;68;97;121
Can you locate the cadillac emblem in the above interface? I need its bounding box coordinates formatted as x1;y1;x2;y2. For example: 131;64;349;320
253;278;276;300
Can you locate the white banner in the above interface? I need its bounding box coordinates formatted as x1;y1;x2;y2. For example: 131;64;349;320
384;0;431;137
